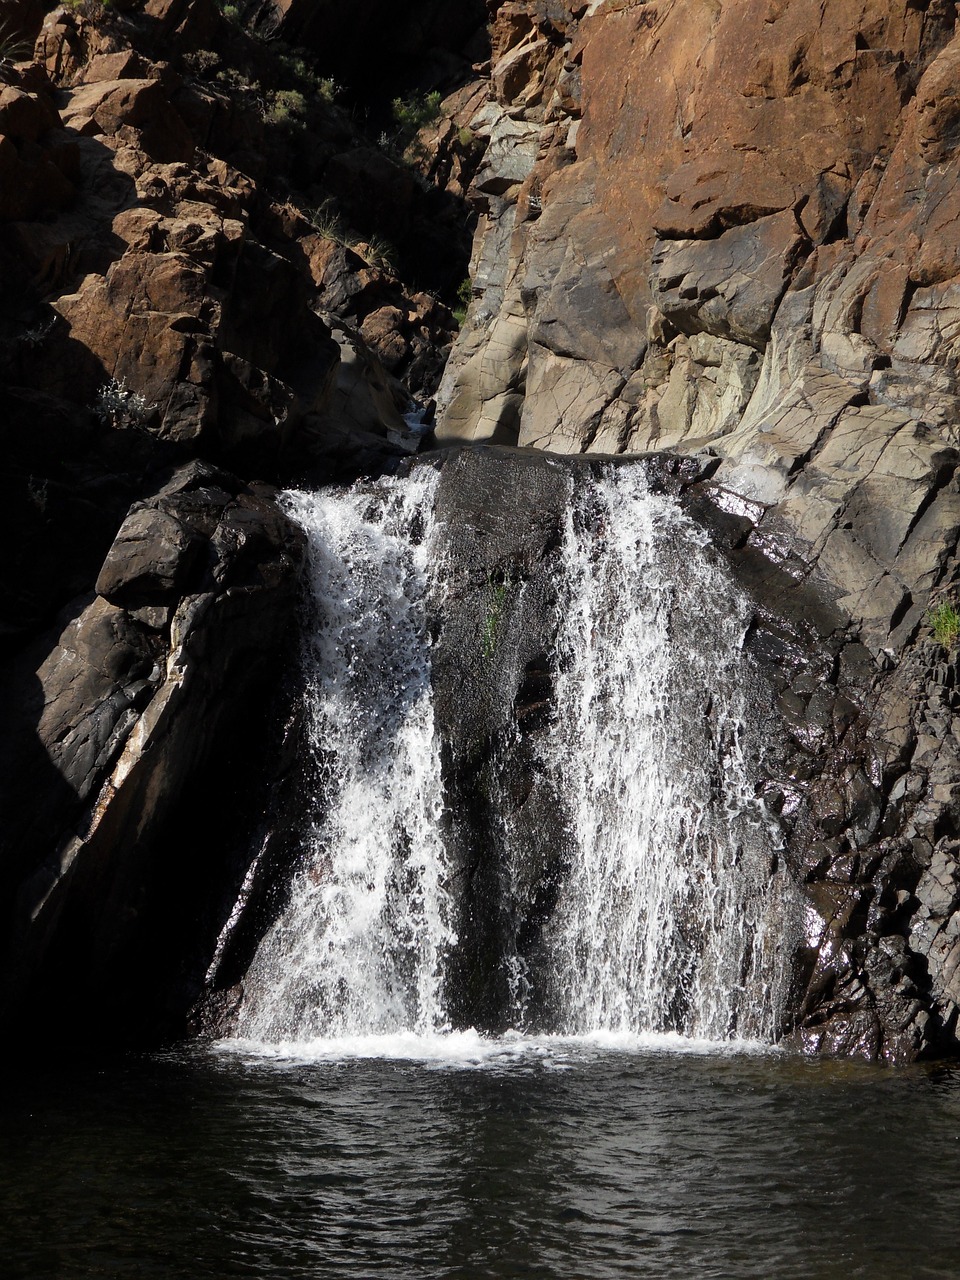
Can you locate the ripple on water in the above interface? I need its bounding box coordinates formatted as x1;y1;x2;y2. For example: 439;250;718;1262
1;1047;959;1280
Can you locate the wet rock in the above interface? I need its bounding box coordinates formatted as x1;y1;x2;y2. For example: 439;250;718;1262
429;0;960;1061
427;447;573;1032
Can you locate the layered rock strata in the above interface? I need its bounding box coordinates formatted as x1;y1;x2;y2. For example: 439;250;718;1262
436;0;960;1060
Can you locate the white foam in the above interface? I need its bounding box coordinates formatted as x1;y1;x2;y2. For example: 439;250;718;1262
213;1028;779;1071
236;470;453;1042
533;467;796;1040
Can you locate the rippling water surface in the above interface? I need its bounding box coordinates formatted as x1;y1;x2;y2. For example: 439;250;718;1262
3;1038;960;1279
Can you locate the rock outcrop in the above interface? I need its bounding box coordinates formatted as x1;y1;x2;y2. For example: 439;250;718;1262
0;453;305;1043
0;0;481;1045
5;0;960;1061
436;0;960;1060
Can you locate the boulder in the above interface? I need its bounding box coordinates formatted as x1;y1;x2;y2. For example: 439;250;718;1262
0;461;305;1047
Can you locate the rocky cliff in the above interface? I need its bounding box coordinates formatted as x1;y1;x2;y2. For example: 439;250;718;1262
3;0;960;1060
0;0;483;1044
437;0;960;1060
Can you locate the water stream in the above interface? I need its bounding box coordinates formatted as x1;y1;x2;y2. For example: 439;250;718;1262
232;463;795;1054
539;472;791;1041
237;469;451;1042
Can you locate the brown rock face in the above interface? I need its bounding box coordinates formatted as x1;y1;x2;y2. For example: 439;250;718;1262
4;0;471;484
0;79;75;220
437;0;960;1060
0;0;480;1046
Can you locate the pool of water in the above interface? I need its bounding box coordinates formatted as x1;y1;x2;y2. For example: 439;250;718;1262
2;1036;959;1278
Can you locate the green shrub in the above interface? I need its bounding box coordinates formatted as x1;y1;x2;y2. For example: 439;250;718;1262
214;66;258;90
264;88;307;129
274;47;338;102
382;89;444;167
392;90;442;143
452;276;472;326
183;49;221;77
930;600;960;649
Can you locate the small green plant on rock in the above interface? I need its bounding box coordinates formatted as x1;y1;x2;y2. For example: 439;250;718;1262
62;0;108;19
453;276;472;326
929;599;960;649
380;89;443;167
392;90;442;145
17;314;56;347
94;377;155;429
369;235;398;271
306;200;351;246
482;576;509;660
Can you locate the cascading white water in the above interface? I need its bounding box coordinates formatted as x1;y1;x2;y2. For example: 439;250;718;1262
233;462;794;1050
538;469;791;1042
236;468;454;1041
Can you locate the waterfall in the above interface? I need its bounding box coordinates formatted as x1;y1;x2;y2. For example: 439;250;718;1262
237;469;453;1040
233;461;794;1048
537;470;790;1042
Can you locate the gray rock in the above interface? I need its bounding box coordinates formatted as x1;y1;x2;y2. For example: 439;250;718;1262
650;211;807;350
95;508;203;606
0;460;305;1047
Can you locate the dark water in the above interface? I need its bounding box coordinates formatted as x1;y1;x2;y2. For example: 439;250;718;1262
2;1039;959;1279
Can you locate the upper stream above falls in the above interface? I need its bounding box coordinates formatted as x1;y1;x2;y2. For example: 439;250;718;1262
223;453;800;1057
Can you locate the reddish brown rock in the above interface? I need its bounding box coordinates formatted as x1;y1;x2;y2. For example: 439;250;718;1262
0;84;60;139
360;305;408;371
0;0;481;1052
434;0;960;1061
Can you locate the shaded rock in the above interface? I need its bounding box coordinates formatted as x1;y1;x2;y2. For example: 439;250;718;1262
0;460;306;1047
61;77;194;161
417;444;728;1032
95;505;205;607
0;385;176;651
651;212;808;351
0;0;483;1054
